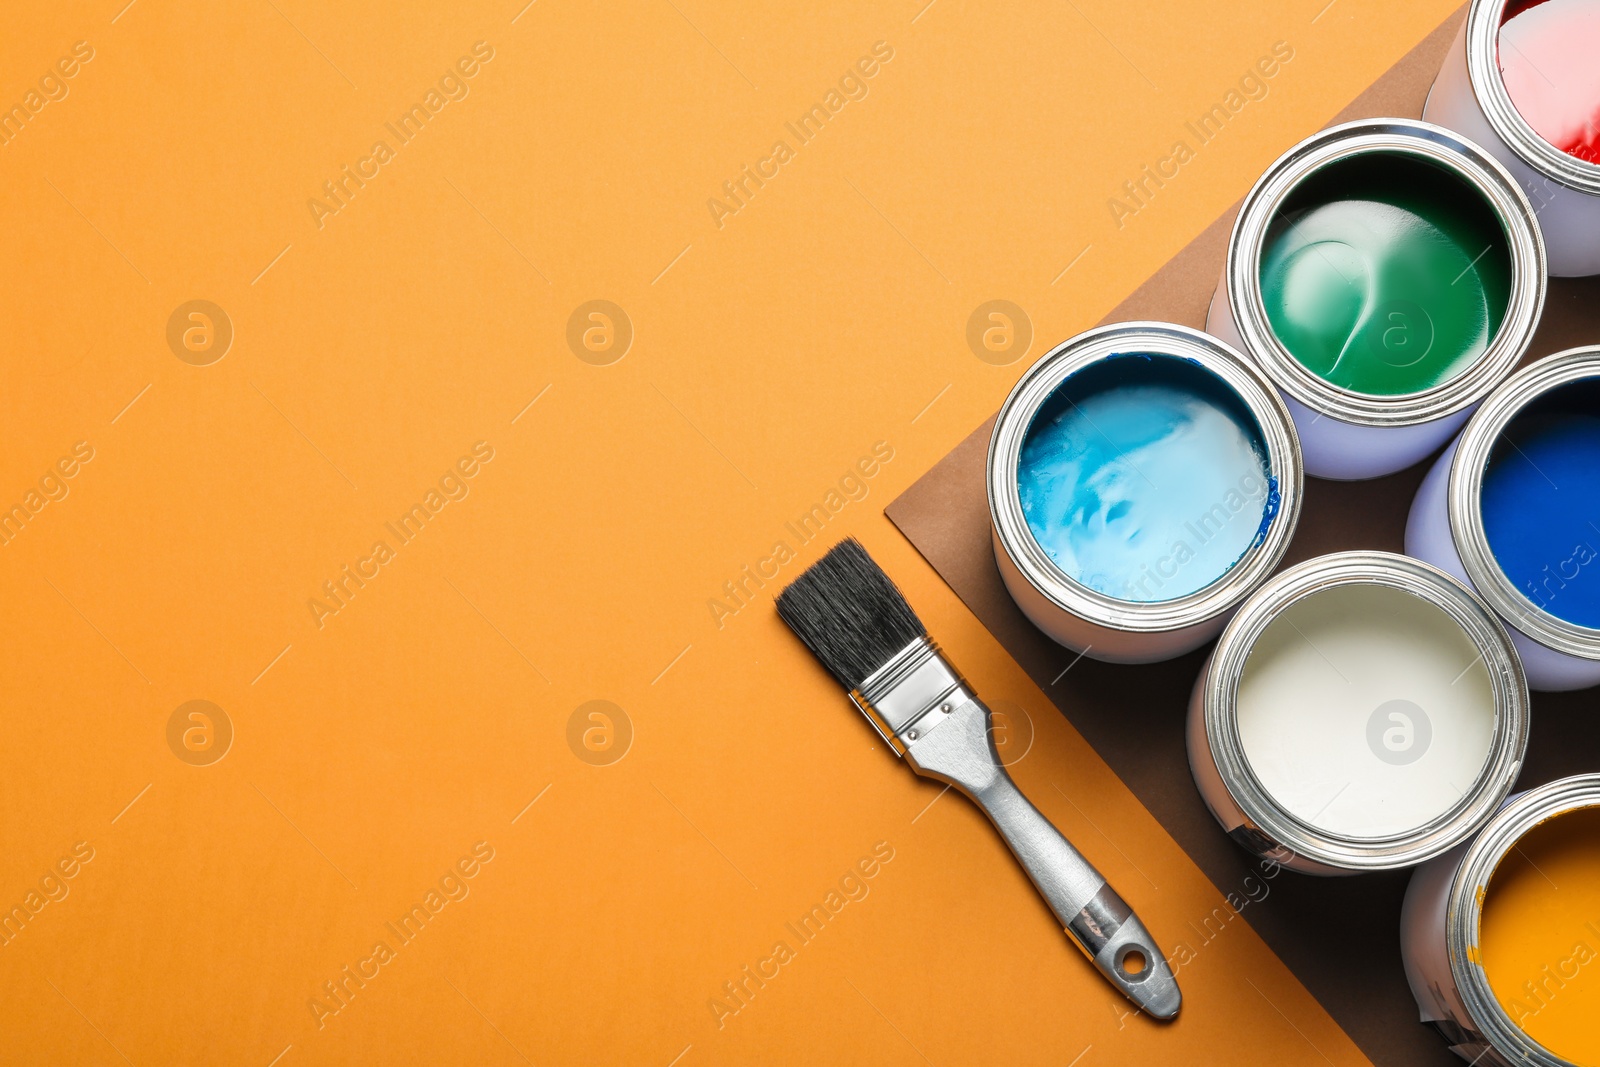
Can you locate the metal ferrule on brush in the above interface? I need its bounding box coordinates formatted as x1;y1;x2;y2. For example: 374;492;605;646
850;637;974;754
778;539;1182;1020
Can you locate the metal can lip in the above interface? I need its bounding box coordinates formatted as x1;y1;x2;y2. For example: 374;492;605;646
1449;347;1600;661
987;322;1303;636
1204;551;1529;871
1226;118;1547;428
1464;0;1600;197
1443;773;1600;1067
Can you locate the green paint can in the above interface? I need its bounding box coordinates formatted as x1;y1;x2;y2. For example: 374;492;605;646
1209;119;1546;481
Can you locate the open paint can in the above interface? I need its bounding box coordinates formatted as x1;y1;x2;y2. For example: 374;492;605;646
1402;774;1600;1066
988;322;1302;664
1188;551;1528;875
1424;0;1600;276
1208;118;1546;481
1408;347;1600;691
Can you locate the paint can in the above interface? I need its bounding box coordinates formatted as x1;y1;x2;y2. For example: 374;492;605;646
1407;347;1600;691
987;321;1302;664
1188;551;1528;875
1401;774;1600;1066
1423;0;1600;277
1208;118;1547;480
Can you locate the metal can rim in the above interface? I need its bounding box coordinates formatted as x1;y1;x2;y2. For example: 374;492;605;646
1465;0;1600;197
1449;346;1600;660
1226;118;1547;427
986;321;1303;634
1204;550;1530;870
1443;773;1600;1067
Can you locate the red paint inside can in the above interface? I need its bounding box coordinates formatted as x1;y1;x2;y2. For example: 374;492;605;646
1498;0;1600;164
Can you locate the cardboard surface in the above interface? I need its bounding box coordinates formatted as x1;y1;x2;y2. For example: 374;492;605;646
886;11;1600;1067
0;1;1480;1063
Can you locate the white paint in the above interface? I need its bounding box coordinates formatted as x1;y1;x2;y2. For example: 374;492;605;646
1235;583;1497;838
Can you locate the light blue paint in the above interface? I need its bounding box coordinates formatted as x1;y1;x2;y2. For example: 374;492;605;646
1481;399;1600;628
1017;354;1274;603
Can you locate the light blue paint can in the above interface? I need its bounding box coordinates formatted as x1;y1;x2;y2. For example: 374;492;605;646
989;323;1303;663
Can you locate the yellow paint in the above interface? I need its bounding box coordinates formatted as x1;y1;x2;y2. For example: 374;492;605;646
1481;806;1600;1065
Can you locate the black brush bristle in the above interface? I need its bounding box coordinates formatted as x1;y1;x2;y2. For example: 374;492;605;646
775;538;927;690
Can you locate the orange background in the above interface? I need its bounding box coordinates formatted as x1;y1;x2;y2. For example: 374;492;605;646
0;1;1458;1063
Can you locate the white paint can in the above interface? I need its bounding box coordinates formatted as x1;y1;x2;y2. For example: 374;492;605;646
1188;551;1528;875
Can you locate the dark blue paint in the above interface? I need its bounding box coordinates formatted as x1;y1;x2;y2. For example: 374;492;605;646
1481;401;1600;628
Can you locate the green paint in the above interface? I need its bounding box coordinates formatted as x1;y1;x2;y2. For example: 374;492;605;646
1259;152;1512;397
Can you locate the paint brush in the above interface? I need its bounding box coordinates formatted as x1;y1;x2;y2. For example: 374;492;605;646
776;538;1181;1019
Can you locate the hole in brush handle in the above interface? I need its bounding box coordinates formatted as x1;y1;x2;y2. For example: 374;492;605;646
1091;913;1183;1020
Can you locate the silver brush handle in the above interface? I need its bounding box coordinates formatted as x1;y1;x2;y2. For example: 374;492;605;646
902;695;1182;1020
